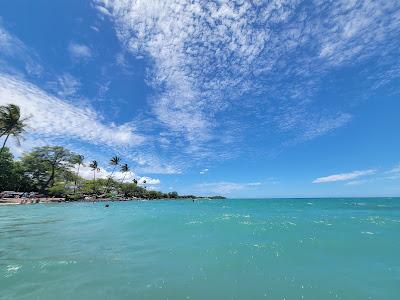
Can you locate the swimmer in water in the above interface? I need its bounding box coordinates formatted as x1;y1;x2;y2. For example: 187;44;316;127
105;204;109;208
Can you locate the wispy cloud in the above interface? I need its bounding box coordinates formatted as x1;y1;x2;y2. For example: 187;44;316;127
200;168;209;175
0;22;43;76
195;181;262;195
96;0;400;156
313;169;376;184
345;179;370;186
0;17;195;176
68;42;92;60
47;73;81;98
384;164;400;180
0;74;144;147
387;164;400;174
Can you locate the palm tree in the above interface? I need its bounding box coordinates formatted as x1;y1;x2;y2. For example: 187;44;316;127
89;160;100;196
106;156;121;192
109;156;121;175
120;163;129;184
0;104;27;154
73;155;85;197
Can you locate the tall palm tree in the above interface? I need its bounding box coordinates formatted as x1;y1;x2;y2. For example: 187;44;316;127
0;104;27;154
109;156;121;176
73;155;85;197
89;160;100;196
120;163;129;184
106;156;121;192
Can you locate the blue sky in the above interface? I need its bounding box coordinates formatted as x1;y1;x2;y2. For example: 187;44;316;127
1;0;400;197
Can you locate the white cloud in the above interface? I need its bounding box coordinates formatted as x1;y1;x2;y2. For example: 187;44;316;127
195;181;263;195
54;73;81;98
94;4;112;16
313;169;376;184
76;164;160;184
97;0;400;155
0;74;144;147
0;23;43;76
281;112;353;145
137;176;160;185
387;164;400;174
247;182;262;186
199;168;209;175
345;180;369;186
68;42;92;60
384;164;400;180
0;20;192;175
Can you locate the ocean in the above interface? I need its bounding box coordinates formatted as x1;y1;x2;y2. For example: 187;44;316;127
1;198;399;299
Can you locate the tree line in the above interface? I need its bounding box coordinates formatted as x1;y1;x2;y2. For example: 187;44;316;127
0;103;183;199
0;146;182;199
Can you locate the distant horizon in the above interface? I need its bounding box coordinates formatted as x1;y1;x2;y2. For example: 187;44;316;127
221;196;400;200
1;1;399;197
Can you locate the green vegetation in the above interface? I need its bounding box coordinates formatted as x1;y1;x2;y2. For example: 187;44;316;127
0;104;225;200
0;146;189;199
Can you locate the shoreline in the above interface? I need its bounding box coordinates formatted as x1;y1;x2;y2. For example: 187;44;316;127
0;196;222;205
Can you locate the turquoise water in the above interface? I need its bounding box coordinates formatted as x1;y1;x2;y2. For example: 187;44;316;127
1;198;399;300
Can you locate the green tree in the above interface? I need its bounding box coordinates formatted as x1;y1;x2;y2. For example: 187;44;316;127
89;160;100;195
21;146;76;193
12;161;33;192
72;154;84;197
120;163;129;184
0;104;27;154
106;156;121;192
0;147;14;191
109;156;121;177
48;182;68;197
120;182;137;198
168;191;179;198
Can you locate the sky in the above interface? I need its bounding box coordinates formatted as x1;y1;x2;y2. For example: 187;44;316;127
0;0;400;197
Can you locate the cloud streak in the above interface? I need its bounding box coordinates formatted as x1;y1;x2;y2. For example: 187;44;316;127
195;181;262;195
313;169;376;184
0;74;144;147
0;22;43;76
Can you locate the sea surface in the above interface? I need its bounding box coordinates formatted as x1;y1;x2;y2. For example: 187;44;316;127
1;198;399;300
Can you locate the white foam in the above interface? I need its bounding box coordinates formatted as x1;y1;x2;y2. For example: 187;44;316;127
361;231;375;235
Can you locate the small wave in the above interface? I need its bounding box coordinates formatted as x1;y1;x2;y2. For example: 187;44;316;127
5;264;21;277
186;221;203;225
6;265;21;272
361;231;375;235
240;221;251;225
39;260;77;269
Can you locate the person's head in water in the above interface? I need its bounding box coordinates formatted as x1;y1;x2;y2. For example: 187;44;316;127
105;204;109;208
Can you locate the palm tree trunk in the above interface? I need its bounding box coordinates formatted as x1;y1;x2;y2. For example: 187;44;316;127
121;173;127;185
74;164;81;197
93;170;97;197
0;133;10;155
106;165;117;192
